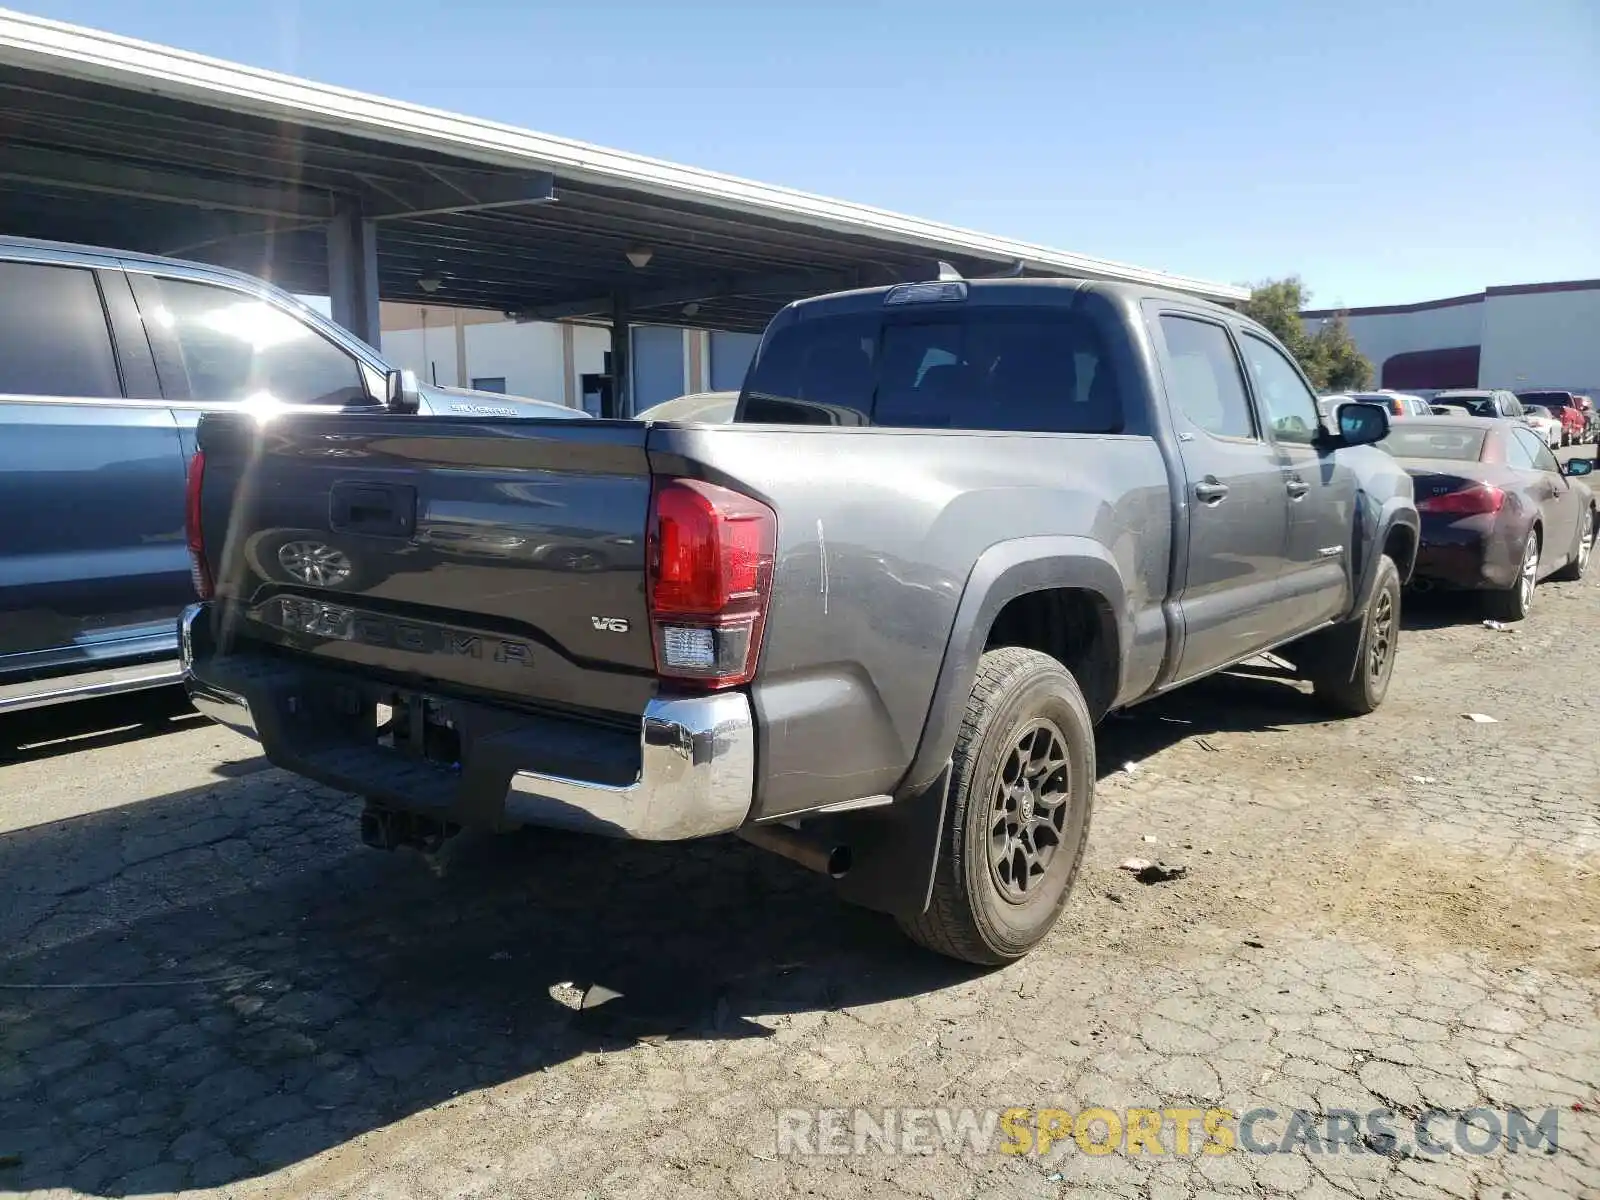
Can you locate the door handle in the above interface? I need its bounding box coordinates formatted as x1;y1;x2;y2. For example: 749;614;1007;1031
1286;476;1310;500
1194;478;1229;504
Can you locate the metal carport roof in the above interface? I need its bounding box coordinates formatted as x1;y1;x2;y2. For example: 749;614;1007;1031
0;9;1245;338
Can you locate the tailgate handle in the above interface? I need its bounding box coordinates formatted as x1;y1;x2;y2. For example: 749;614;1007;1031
330;482;415;536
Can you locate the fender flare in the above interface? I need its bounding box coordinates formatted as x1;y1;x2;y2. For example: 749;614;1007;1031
1359;499;1420;604
899;536;1128;795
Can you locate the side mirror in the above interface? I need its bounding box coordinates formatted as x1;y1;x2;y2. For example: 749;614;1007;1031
385;368;422;414
1562;458;1595;477
1333;401;1390;448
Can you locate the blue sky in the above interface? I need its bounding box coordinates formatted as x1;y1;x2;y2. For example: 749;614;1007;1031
19;0;1599;306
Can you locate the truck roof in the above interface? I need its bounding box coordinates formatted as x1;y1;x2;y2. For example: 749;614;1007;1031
784;274;1242;319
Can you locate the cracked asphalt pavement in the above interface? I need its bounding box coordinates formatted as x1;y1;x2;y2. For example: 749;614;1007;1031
1;572;1596;1198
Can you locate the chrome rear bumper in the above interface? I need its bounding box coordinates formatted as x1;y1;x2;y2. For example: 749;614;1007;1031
179;602;754;840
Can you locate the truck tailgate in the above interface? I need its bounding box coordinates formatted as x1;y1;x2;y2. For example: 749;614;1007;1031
198;414;656;717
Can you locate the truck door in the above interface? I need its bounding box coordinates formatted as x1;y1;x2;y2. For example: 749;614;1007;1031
1236;331;1357;632
1150;311;1295;683
0;259;188;675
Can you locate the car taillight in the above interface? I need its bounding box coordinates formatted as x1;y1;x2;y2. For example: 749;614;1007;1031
185;449;214;600
1417;483;1505;516
647;478;776;688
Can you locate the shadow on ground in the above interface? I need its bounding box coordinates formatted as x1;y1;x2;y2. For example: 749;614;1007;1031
0;763;978;1196
0;687;201;766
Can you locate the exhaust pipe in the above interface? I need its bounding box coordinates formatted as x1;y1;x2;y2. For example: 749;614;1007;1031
738;823;852;879
1409;576;1435;594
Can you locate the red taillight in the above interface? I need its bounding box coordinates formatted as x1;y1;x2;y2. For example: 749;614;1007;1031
1417;483;1505;516
184;450;214;600
647;478;776;688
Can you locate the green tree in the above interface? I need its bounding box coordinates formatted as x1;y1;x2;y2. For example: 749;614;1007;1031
1239;276;1373;393
1313;312;1374;391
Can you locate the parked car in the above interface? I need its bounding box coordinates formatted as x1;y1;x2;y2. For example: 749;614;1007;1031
1363;391;1435;418
0;236;576;717
1516;390;1589;446
1579;395;1600;440
634;390;739;423
1431;389;1525;420
182;274;1418;966
1521;405;1565;450
1319;391;1431;424
1381;417;1594;619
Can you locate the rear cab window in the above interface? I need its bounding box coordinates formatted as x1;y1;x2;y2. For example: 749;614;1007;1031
739;294;1125;434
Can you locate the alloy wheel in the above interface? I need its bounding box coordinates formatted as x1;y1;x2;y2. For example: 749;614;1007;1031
278;540;354;587
1368;587;1395;682
989;719;1071;903
1519;535;1539;612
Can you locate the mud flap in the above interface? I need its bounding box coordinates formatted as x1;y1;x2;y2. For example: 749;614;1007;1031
829;764;951;920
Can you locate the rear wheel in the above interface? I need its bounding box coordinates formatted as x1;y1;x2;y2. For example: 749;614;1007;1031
1305;554;1401;716
1484;528;1539;621
1550;508;1593;582
898;647;1094;966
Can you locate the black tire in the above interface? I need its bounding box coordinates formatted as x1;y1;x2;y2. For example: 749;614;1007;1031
897;647;1094;966
1550;507;1593;582
1305;554;1401;717
1483;528;1539;621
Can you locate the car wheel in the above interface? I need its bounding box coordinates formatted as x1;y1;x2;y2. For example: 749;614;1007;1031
1484;528;1539;621
1550;507;1593;582
897;647;1094;966
1305;554;1401;717
247;529;364;591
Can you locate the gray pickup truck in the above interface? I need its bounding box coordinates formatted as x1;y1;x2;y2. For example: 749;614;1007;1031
0;235;574;717
183;276;1418;964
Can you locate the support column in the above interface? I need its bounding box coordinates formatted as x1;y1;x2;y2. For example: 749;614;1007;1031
327;196;380;348
685;329;707;394
453;309;468;388
560;322;577;409
609;295;631;418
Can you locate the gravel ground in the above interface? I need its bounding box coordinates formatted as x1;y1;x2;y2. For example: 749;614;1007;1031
1;553;1596;1199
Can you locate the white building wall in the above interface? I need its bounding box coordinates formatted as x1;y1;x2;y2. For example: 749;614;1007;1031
380;306;764;410
380;326;458;390
460;320;566;402
571;324;610;381
1305;302;1484;381
1479;290;1600;394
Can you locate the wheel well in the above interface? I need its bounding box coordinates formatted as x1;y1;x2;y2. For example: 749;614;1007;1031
984;588;1118;720
1383;524;1418;583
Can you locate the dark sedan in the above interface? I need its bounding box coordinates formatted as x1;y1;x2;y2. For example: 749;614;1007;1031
1381;418;1595;620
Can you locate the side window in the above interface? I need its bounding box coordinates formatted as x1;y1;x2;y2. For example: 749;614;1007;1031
1505;429;1539;470
137;276;368;406
1158;315;1255;439
1239;334;1322;445
0;261;122;398
1513;427;1559;473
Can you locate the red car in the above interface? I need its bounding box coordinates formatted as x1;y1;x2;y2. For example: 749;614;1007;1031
1517;390;1588;446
